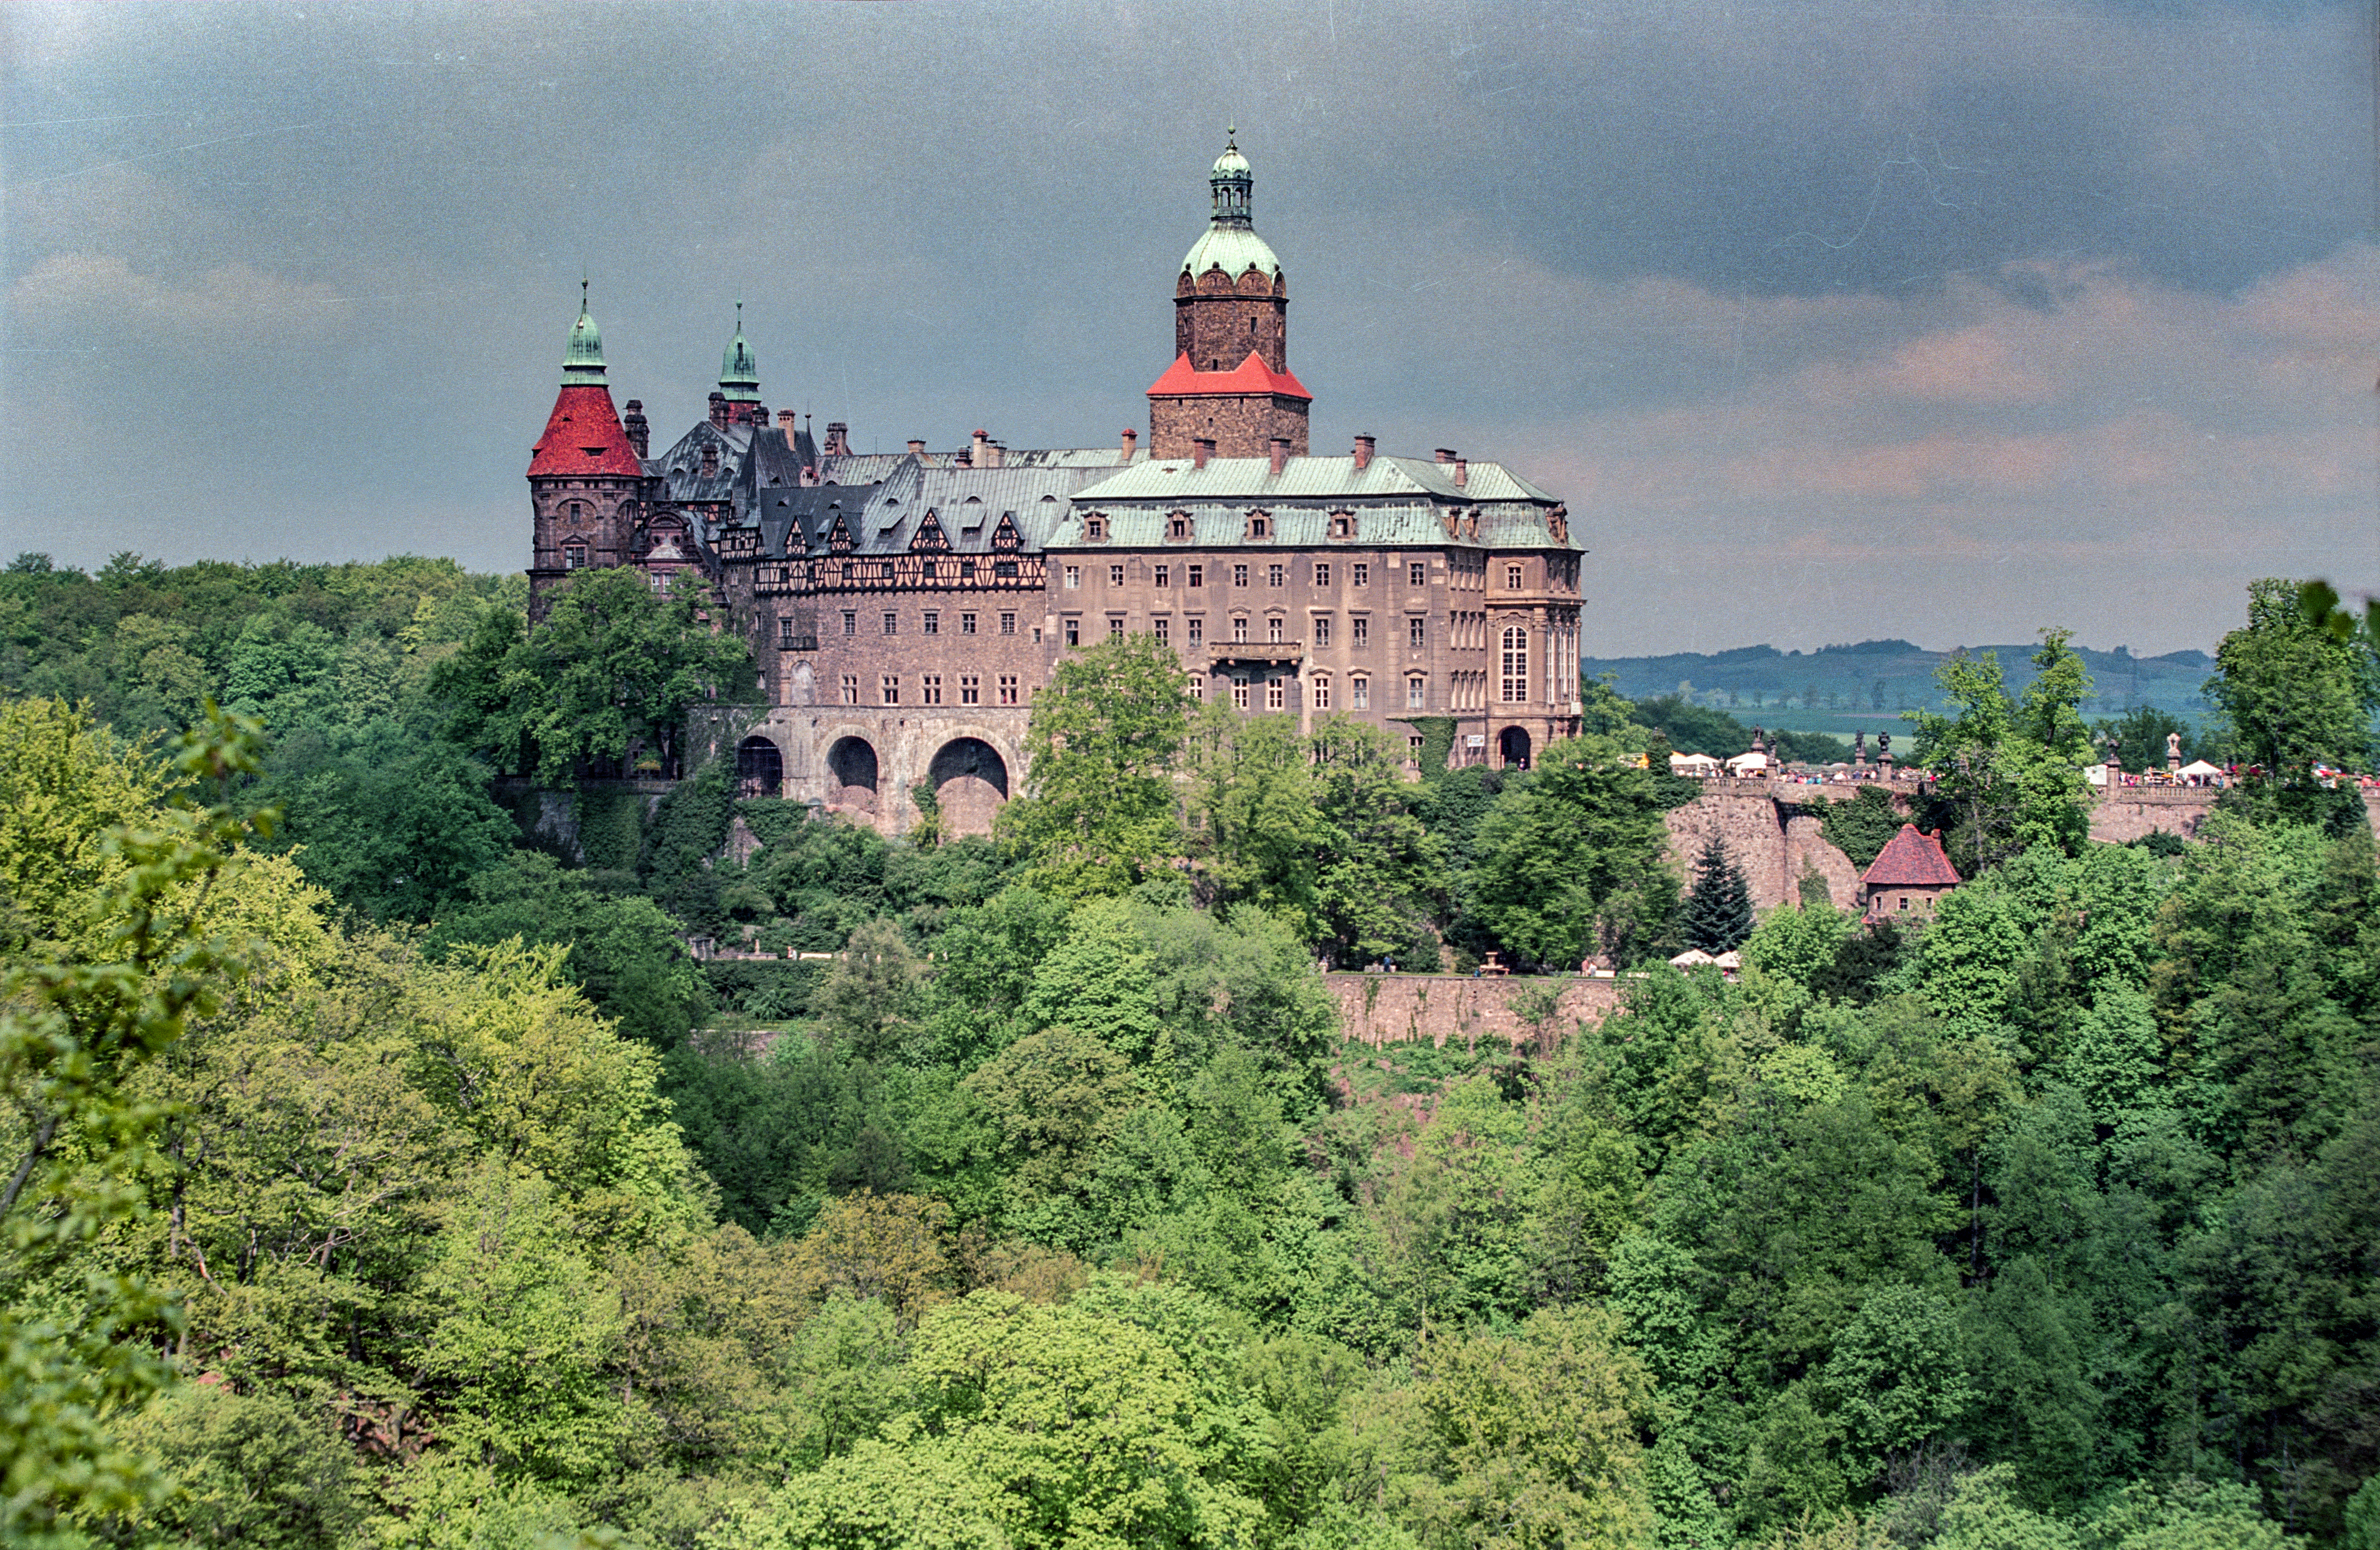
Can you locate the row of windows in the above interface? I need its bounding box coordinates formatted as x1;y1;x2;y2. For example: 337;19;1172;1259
1057;559;1540;592
840;673;1021;707
833;609;1020;637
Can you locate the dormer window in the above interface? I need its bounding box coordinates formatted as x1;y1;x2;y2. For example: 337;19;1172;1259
1167;515;1191;540
1245;511;1271;540
1085;516;1107;540
1328;511;1356;540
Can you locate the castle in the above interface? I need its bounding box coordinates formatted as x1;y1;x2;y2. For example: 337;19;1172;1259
525;136;1586;835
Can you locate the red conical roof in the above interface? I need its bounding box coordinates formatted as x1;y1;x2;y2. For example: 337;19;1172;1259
528;385;644;479
1146;349;1312;402
1861;824;1962;888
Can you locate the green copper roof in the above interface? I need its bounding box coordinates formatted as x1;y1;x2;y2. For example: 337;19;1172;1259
1181;224;1280;282
719;300;761;402
561;281;607;385
1189;129;1272;277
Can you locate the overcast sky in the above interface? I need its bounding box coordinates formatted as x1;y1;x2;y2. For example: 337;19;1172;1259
4;0;2373;656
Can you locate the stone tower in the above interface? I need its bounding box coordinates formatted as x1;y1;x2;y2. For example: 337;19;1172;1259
1147;131;1312;459
527;284;647;615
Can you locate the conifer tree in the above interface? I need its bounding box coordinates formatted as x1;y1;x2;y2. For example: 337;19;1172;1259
1681;834;1754;953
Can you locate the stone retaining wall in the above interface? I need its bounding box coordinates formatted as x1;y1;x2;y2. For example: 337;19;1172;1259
1327;972;1625;1050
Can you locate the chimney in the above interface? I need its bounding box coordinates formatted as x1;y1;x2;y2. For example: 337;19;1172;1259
1269;437;1290;477
1353;434;1375;471
708;390;729;429
907;438;927;460
1434;447;1457;466
701;441;719;479
623;400;649;458
777;409;798;451
824;421;851;456
971;429;990;467
1119;428;1137;464
987;440;1006;469
1193;437;1215;470
1453;457;1468;488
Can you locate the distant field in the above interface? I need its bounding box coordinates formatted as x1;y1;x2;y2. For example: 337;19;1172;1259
1584;638;2218;727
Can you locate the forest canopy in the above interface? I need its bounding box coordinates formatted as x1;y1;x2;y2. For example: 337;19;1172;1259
3;558;2376;1550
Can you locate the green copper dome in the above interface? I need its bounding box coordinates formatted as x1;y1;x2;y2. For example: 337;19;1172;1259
561;282;607;385
1184;129;1277;280
719;300;761;403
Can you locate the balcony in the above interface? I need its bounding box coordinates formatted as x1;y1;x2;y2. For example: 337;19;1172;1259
1207;641;1304;668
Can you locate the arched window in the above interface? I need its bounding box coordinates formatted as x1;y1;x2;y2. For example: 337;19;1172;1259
1500;626;1530;703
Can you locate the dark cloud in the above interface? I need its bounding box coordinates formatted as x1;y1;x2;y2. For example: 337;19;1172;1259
2;0;2370;655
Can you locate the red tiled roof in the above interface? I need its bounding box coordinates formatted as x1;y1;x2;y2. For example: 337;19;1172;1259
1145;350;1313;402
1862;824;1962;889
528;385;644;478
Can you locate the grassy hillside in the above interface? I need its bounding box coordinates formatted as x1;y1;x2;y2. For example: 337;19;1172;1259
1582;637;2217;737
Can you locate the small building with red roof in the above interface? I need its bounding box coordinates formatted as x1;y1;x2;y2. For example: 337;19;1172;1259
1860;824;1962;920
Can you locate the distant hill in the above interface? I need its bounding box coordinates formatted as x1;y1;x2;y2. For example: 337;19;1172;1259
1583;639;2218;736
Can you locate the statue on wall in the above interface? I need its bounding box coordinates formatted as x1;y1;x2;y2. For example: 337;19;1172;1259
2167;730;2182;769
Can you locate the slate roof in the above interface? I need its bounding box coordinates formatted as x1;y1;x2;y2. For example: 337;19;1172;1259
1069;452;1556;506
528;386;644;478
1862;825;1962;889
652;420;753;505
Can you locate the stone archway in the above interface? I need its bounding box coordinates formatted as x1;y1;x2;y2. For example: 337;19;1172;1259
928;736;1010;837
826;735;880;813
1498;726;1533;770
735;734;784;798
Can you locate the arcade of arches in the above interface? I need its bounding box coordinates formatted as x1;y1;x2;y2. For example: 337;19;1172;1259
742;728;1015;839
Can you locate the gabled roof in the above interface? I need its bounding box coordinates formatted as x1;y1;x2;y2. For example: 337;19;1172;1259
528;385;644;478
1862;825;1962;889
1146;350;1313;402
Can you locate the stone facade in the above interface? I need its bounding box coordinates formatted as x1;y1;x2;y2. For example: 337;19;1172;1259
527;135;1582;834
1327;972;1624;1050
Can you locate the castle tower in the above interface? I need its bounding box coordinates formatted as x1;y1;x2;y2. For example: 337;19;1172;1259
713;301;764;427
1147;131;1311;459
528;284;646;613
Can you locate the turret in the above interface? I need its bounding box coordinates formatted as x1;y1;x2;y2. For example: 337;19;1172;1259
717;301;764;425
527;284;646;613
1148;129;1311;458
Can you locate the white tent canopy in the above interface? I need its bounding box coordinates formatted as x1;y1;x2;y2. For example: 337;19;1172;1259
1724;751;1771;775
2177;759;2224;778
1670;751;1723;773
1669;949;1718;968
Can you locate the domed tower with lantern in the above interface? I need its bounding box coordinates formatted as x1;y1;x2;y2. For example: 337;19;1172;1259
527;284;649;616
1147;131;1312;459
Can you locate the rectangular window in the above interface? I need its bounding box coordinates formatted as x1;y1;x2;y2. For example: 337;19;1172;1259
999;674;1019;706
1108;617;1125;639
923;610;939;636
961;611;978;635
841;675;858;705
1408;617;1426;650
1064;565;1081;589
778;616;795;642
1406;676;1426;710
1154;616;1170;643
1353;563;1369;587
1313;677;1331;710
1155;565;1170;587
1267;616;1284;644
1266;680;1285;711
563;544;587;570
922;559;937;580
1109;564;1125;587
842;611;858;636
884;611;898;636
1000;611;1016;635
961;559;977;579
1232;564;1249;588
1352;676;1369;710
1189;675;1204;701
1188;565;1204;588
1064;619;1081;647
1313;616;1332;648
961;674;981;706
1231;616;1248;643
1232;679;1250;710
1501;626;1529;704
1352;616;1369;647
1409;561;1427;588
922;674;943;705
1267;563;1284;588
883;676;900;705
1507;563;1524;588
1187;617;1204;646
1316;562;1334;588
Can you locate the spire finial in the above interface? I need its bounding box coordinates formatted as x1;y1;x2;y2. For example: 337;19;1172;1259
1226;121;1236;147
579;275;589;315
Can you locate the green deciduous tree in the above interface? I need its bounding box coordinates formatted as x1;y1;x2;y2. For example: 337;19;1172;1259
2209;577;2377;781
1468;734;1678;970
999;634;1193;899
